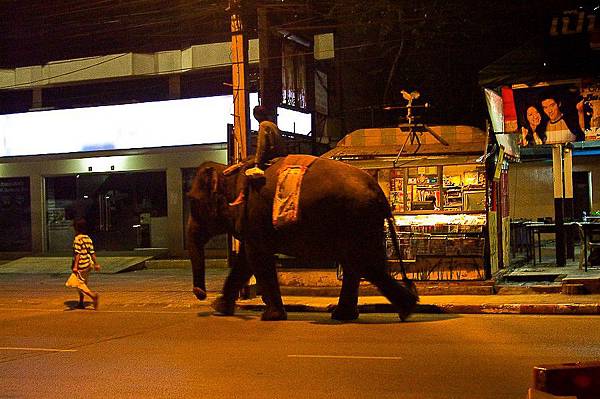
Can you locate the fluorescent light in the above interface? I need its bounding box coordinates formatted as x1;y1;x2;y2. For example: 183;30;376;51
0;94;259;157
277;107;311;135
0;92;316;157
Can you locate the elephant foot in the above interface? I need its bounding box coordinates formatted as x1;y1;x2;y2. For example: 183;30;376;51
212;296;236;316
261;307;287;321
331;306;359;321
403;279;420;302
398;293;418;322
193;287;207;300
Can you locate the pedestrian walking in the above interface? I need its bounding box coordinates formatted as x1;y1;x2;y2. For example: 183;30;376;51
65;218;100;310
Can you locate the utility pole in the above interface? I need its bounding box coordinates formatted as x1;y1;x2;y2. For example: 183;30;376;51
229;0;250;163
228;0;256;298
257;6;282;119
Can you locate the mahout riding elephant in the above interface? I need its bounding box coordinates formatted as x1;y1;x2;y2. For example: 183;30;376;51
187;155;418;321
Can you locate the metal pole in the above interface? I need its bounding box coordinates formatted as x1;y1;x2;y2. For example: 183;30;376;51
228;3;247;255
228;1;255;297
563;146;574;260
552;144;566;267
230;0;250;162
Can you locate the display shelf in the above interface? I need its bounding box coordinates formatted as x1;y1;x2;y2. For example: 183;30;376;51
392;213;486;227
385;231;485;259
385;212;486;261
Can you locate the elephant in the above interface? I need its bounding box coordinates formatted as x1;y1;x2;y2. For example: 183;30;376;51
186;155;418;321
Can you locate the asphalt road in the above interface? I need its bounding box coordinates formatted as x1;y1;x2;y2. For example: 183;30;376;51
1;305;600;398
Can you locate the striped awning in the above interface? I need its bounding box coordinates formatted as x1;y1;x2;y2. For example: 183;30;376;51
323;125;487;160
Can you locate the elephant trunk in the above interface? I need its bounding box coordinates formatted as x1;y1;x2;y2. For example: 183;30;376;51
190;243;207;301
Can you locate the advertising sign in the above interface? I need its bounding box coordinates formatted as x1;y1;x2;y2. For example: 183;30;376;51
0;93;312;158
512;81;598;147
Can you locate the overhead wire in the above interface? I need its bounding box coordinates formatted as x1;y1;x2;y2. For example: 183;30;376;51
0;0;545;117
1;0;530;71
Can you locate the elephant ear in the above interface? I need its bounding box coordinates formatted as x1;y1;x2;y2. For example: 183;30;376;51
188;166;219;201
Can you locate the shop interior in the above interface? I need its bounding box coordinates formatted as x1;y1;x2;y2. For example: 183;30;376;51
385;163;486;213
372;161;489;280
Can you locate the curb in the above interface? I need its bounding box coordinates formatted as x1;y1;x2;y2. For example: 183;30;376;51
280;285;497;296
236;302;600;315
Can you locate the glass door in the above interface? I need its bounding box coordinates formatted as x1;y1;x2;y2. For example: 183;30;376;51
45;171;167;252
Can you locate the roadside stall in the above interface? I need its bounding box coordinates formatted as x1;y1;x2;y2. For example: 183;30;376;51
479;5;600;268
324;125;499;281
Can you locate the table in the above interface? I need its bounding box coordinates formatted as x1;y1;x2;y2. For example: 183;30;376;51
576;222;600;271
523;222;578;266
523;223;553;266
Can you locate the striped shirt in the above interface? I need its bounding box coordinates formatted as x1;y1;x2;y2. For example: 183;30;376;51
73;234;95;269
545;118;576;144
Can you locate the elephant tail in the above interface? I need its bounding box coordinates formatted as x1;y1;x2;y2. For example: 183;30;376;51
386;217;410;283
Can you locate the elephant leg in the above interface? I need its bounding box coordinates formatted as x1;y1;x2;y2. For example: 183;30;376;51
365;265;418;321
213;247;253;316
332;266;360;321
186;217;206;300
246;245;287;321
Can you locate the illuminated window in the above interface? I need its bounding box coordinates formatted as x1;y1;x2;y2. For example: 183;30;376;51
282;42;307;109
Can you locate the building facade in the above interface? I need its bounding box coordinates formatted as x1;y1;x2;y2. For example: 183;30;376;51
0;31;334;257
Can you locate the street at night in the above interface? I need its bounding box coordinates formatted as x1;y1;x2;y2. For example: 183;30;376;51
1;304;600;398
1;1;600;398
0;269;600;398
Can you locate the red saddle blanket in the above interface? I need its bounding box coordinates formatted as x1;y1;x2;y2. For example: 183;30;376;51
272;154;317;229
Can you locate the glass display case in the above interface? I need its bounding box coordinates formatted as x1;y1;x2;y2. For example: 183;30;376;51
376;162;488;280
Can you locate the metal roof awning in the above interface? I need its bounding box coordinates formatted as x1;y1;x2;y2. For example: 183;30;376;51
335;155;485;170
324;142;486;158
323;125;487;160
520;140;600;160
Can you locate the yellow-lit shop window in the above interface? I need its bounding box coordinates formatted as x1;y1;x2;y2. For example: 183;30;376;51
389;163;486;214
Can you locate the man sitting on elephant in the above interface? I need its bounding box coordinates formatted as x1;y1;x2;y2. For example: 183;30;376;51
245;106;286;179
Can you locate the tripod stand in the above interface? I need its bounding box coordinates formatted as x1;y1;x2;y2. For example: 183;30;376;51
384;90;449;164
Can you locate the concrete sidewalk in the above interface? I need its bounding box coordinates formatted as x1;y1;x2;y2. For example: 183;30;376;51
2;266;600;316
144;258;600;295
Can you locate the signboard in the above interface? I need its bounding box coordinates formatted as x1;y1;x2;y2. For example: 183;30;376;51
0;93;312;158
481;7;599;144
512;83;588;146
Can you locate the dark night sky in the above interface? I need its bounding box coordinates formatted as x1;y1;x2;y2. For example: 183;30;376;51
0;0;595;130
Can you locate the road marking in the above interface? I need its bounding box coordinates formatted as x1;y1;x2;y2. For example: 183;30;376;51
288;355;403;360
0;307;200;315
0;347;77;353
0;307;63;312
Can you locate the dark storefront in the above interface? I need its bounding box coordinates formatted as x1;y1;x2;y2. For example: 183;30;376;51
45;172;167;252
0;177;31;251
